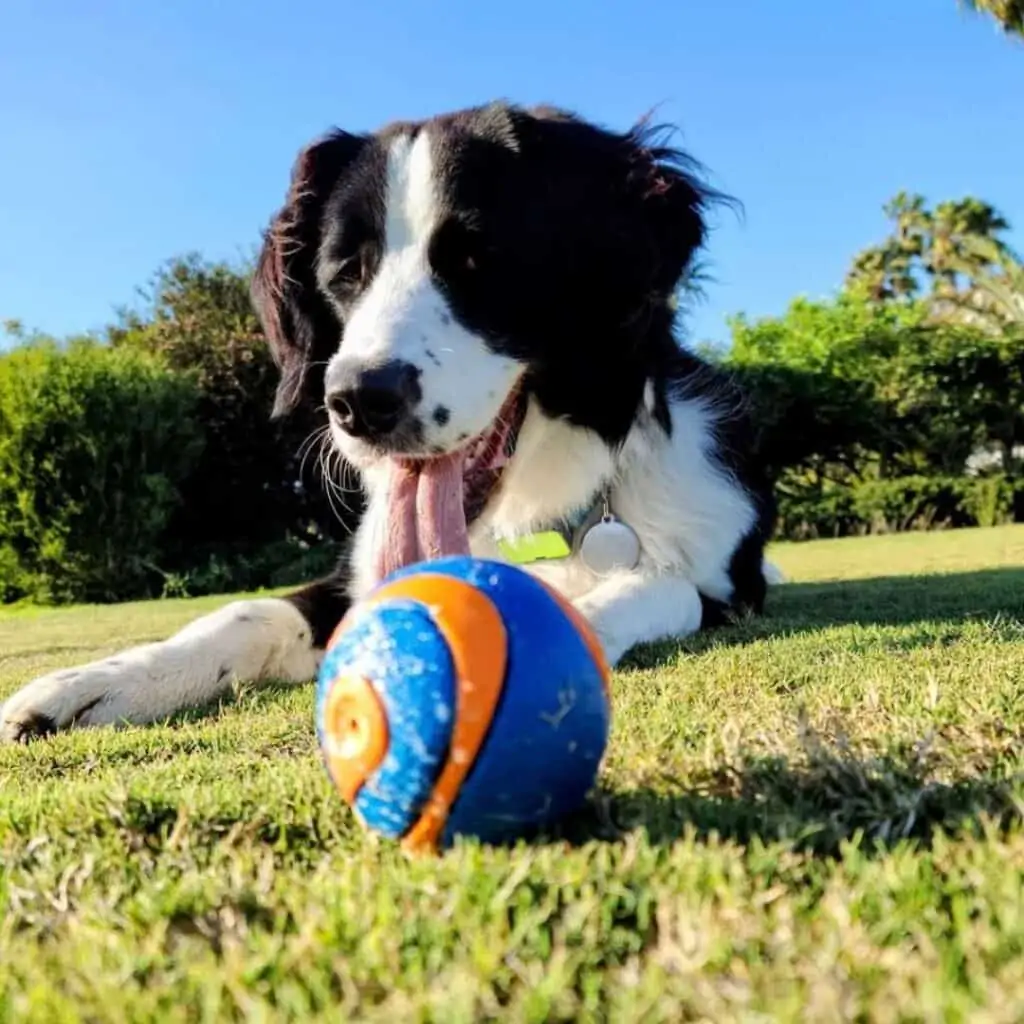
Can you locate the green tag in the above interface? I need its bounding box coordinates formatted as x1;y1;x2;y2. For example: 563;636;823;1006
497;531;572;564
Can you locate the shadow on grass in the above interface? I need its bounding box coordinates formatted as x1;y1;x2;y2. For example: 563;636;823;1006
566;567;1024;855
625;567;1024;669
545;718;1024;858
145;568;1024;730
71;710;1021;864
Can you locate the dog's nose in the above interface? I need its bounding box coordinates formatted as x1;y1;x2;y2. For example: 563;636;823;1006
326;359;421;439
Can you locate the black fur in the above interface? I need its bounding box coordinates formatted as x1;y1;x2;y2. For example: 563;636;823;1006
251;130;370;418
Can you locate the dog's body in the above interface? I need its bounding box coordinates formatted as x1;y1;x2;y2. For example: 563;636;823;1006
0;102;775;742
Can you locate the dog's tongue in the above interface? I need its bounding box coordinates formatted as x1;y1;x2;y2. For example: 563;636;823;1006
372;454;469;585
369;385;524;588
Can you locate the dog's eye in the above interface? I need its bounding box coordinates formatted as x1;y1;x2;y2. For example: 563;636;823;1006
429;220;484;282
328;238;374;292
331;253;364;288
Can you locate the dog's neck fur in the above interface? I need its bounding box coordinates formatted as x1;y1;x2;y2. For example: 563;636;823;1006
476;396;618;541
484;377;759;602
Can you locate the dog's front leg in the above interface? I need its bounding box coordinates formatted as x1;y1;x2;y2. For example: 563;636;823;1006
571;572;703;666
0;581;349;742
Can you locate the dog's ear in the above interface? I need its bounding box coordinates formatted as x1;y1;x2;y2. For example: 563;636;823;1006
515;107;719;317
621;118;712;300
252;130;367;418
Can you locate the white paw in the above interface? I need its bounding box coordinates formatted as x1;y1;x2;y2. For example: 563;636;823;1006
572;596;633;667
0;598;319;742
1;648;165;741
572;574;704;666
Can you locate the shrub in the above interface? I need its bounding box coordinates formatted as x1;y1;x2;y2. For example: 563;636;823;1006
774;473;1018;540
0;339;202;604
109;256;355;592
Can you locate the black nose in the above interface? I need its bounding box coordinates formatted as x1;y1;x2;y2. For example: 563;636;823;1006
326;359;421;439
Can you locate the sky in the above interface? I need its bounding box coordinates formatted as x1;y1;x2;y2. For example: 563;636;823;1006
1;0;1021;350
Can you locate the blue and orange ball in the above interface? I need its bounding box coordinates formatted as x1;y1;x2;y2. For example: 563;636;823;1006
315;557;611;853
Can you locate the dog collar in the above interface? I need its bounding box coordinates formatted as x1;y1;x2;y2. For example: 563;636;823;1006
497;491;642;574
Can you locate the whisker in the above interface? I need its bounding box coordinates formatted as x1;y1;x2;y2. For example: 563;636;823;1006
316;435;361;533
297;424;330;482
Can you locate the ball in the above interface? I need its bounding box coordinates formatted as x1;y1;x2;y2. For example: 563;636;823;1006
315;556;611;853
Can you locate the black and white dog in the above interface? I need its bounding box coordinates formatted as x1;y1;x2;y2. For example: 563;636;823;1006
0;101;777;742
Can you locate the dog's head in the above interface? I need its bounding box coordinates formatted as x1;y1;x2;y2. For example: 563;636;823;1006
252;101;713;581
253;101;710;451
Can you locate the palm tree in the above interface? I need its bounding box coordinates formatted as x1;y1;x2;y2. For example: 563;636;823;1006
931;235;1024;331
960;0;1024;37
845;193;928;302
847;194;1023;332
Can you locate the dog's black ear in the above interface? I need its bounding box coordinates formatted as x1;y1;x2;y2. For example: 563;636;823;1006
517;107;719;317
621;118;712;300
252;130;367;418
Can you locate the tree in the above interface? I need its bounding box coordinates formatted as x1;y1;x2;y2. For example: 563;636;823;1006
960;0;1024;37
722;294;1024;537
846;193;1024;330
109;254;355;593
930;235;1024;331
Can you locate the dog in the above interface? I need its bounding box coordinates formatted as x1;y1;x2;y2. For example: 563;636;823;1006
0;100;776;743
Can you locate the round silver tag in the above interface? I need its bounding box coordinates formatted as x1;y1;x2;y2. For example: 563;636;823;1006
578;516;641;576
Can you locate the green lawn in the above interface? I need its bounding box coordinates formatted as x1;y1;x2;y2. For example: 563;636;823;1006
2;526;1024;1022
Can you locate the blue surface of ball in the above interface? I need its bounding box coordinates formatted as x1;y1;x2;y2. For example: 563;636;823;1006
316;557;611;851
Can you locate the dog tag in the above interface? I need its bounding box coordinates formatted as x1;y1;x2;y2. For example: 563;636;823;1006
577;497;641;576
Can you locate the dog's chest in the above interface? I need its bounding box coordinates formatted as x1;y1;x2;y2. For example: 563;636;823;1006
471;403;617;543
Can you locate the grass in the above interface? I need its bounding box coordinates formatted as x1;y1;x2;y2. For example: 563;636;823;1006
2;525;1024;1022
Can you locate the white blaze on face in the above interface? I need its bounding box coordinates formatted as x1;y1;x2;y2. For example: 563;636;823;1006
326;129;522;462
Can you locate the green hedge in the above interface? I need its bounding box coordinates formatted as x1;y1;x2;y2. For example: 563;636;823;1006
775;473;1021;541
0;340;202;603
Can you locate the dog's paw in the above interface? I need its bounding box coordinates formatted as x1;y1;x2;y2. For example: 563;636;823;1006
571;596;632;667
0;598;320;743
0;657;149;742
572;573;704;668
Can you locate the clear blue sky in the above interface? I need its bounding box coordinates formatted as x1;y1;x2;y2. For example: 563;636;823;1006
1;0;1021;349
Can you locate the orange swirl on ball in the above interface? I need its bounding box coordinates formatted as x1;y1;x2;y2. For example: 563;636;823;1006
322;674;390;805
355;573;508;854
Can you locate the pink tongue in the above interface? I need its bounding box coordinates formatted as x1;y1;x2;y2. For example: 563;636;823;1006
372;453;469;585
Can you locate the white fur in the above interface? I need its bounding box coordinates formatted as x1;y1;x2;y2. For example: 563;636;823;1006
477;390;756;598
324;130;522;466
473;399;618;544
0;599;318;740
348;460;402;600
574;573;704;665
614;393;757;601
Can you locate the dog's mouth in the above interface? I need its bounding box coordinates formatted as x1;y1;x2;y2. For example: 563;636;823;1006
370;384;528;586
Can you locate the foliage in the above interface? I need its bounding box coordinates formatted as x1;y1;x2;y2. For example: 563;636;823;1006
725;293;1024;538
109;255;356;593
961;0;1024;36
775;474;1021;540
935;234;1024;330
846;193;1024;331
0;339;202;603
